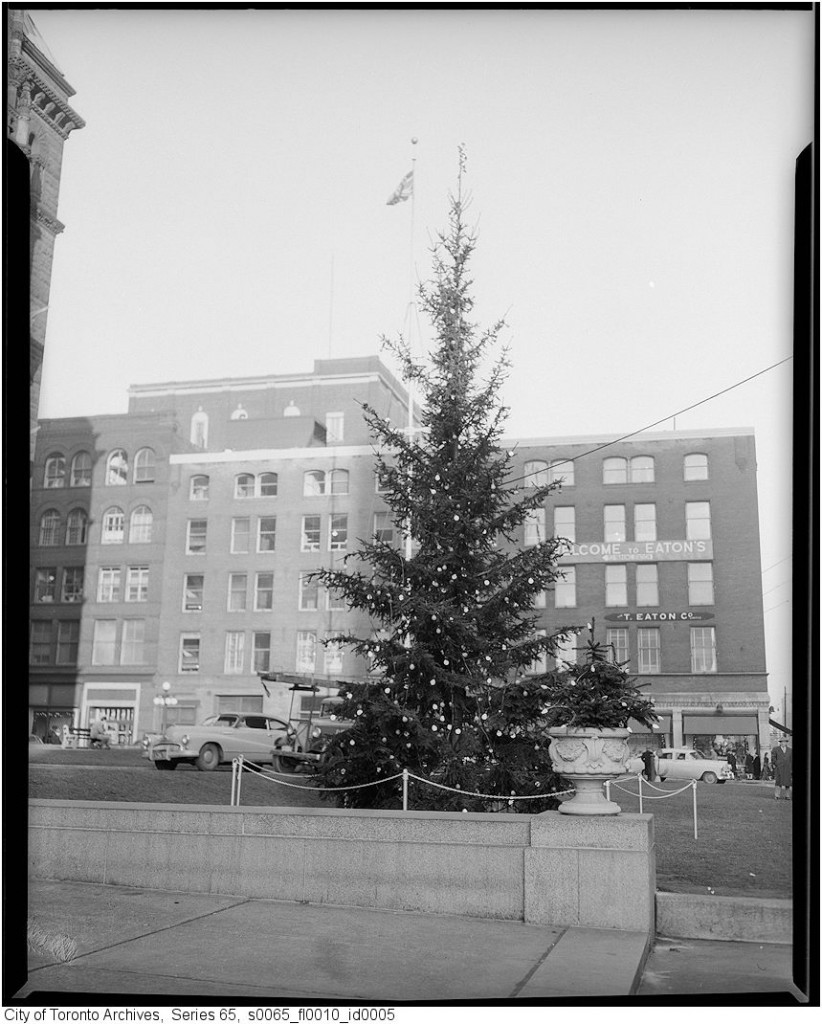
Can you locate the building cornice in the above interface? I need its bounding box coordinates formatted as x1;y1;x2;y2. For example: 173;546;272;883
9;54;85;140
170;445;377;465
504;426;755;448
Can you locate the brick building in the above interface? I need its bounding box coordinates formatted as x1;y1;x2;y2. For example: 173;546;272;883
7;9;85;463
29;356;770;755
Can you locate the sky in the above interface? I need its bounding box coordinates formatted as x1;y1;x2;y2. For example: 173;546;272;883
30;7;813;714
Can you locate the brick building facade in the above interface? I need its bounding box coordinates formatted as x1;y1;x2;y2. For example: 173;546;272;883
29;356;770;755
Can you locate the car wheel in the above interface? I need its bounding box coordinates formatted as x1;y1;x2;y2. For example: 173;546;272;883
701;771;718;784
154;760;178;771
272;754;298;773
196;743;222;771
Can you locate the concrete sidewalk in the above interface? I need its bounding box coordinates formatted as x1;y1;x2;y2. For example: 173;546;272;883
14;880;805;1004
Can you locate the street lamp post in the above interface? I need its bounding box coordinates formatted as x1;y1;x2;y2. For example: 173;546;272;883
153;681;178;737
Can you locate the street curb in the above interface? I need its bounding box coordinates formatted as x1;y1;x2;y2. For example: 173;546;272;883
656;892;792;944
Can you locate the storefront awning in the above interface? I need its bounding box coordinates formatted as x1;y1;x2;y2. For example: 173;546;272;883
683;714;758;734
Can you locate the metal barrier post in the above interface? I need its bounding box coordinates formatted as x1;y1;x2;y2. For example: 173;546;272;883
638;774;643;814
230;759;237;806
237;755;244;807
692;780;698;840
402;768;409;811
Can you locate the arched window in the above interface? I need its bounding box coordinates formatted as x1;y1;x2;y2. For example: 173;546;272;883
65;508;88;545
523;460;548;487
303;470;325;496
133;448;156;483
101;507;125;544
684;453;709;481
70;451;92;487
39;509;61;546
329;469;349;495
630;456;654;483
190;475;210;500
106;449;128;486
190;408;208;448
235;473;255;498
548;459;575;486
603;457;627;484
259;472;278;496
44;453;66;489
129;506;153;544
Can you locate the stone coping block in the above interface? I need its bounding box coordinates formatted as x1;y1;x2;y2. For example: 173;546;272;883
530;810;655;851
656;892;793;944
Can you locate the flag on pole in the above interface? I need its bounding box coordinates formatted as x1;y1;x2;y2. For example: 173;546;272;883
386;169;413;205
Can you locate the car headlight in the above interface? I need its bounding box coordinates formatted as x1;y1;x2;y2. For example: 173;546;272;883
180;735;189;748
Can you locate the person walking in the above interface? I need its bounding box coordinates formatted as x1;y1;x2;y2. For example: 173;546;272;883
640;749;656;782
772;737;792;800
727;750;738;778
753;753;761;780
745;751;755;779
762;752;772;781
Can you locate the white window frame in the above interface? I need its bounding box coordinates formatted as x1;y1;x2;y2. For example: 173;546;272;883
186;519;208;554
120;619;146;665
257;516;277;553
92;620;117;666
224;631;246;674
604;505;626;542
301;515;321;552
231;517;251;553
603;457;627;485
252;631;271;673
630;456;655;483
65;508;88;546
190;475;210;500
303;470;325;496
373;511;394;544
70;451;92;487
34;567;58;603
328;469;349;495
325;412;344;443
636;563;659;607
179;634;201;673
554;566;576;608
606;628;629;665
235;473;255;499
605;564;628;607
227;573;248;612
106;450;129;486
259;472;278;497
634;503;657;542
690;626;717;673
686;501;712;540
39;510;61;546
553;506;576;543
129;506;153;544
44;453;66;489
524;508;545;546
523;460;548;487
133;448;156;483
183;573;205;612
299;573;320;611
637;628;661;674
687;562;714;605
61;566;84;603
296;630;317;673
548;460;574;486
329;513;348;551
97;567;122;603
56;620;80;665
126;566;149;603
684;453;709;481
254;571;274;611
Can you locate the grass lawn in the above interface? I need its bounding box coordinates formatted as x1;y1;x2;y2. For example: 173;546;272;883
27;745;791;900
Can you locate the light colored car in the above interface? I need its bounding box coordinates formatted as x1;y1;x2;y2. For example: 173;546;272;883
625;747;733;784
143;713;295;771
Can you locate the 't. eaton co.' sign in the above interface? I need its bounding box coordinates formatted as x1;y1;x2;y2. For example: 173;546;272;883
561;540;713;563
605;611;715;622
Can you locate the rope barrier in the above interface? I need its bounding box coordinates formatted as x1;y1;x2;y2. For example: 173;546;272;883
605;773;698;839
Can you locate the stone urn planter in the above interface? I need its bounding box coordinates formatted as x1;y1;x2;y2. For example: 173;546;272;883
547;725;632;815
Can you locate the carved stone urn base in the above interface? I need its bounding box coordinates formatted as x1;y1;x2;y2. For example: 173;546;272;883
547;726;631;816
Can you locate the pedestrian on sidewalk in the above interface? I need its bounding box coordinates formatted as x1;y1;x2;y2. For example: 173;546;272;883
753;753;761;780
762;752;772;781
640;749;656;782
772;737;792;800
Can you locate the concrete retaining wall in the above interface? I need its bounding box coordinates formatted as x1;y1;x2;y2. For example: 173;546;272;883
28;800;655;932
656;892;792;944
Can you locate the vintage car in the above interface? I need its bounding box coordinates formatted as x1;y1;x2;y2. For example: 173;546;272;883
271;698;350;772
624;747;733;784
143;713;295;771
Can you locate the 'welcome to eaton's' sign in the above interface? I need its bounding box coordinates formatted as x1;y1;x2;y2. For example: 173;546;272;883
561;540;713;563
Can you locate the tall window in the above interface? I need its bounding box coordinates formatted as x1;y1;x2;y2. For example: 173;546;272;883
606;628;629;665
299;573;320;611
373;512;394;544
254;572;274;611
630;456;655;482
604;505;626;542
636;564;659;606
44;453;66;488
101;507;125;545
554;634;577;668
231;517;251;553
65;508;88;545
129;506;153;543
34;568;57;603
133;448;156;483
637;628;660;674
227;573;247;611
329;513;348;551
56;621;79;665
190;475;210;500
553;506;576;543
691;626;717;673
235;473;255;498
30;621;52;664
687;562;714;605
524;508;545;546
179;635;201;673
184;574;205;612
324;640;343;674
605;564;628;606
326;587;346;611
259;472;278;497
61;566;84;603
603;457;627;484
301;515;321;551
39;510;61;546
257;516;276;552
524;460;548;487
187;519;207;554
325;412;344;443
121;619;146;664
549;460;574;486
296;630;317;673
252;632;271;673
686;501;711;540
92;620;117;665
554;566;576;608
190;409;208;448
375;467;392;493
684;453;709;481
303;470;325;496
126;566;149;602
70;451;92;487
533;589;546;609
224;632;245;674
97;567;122;603
329;469;349;495
634;503;657;542
106;450;128;486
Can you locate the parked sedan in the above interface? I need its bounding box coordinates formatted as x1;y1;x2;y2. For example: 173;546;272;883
143;713;295;771
624;747;733;784
271;701;350;772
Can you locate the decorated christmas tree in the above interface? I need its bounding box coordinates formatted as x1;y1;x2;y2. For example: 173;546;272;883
312;154;578;810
